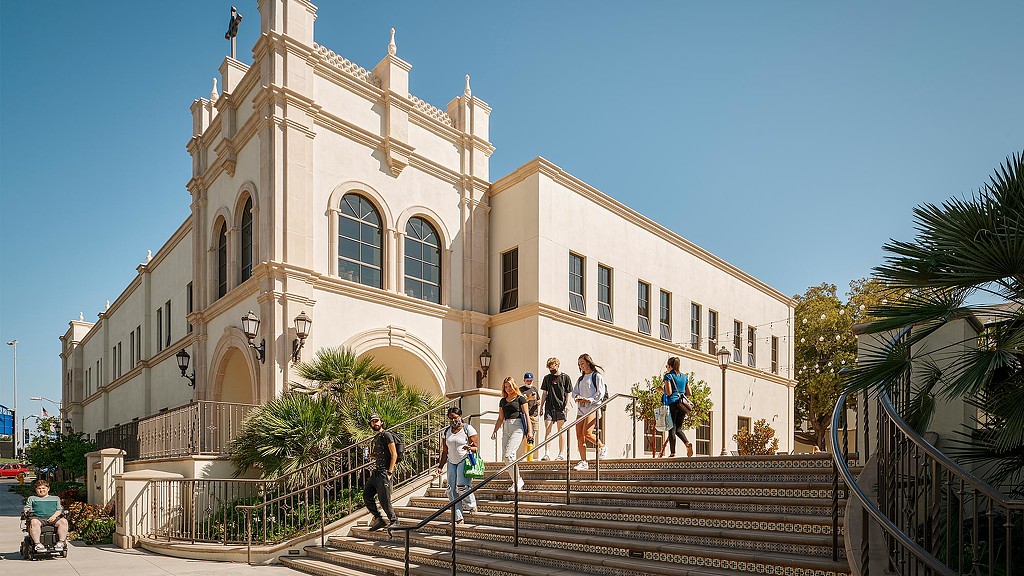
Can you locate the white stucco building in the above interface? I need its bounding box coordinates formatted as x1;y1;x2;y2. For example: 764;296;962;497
60;0;796;459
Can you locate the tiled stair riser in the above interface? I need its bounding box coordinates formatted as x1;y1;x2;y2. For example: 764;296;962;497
343;530;850;576
409;497;844;536
391;506;839;557
440;482;838;499
424;489;841;517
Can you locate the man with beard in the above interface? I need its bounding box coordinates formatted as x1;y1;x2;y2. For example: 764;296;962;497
363;414;398;531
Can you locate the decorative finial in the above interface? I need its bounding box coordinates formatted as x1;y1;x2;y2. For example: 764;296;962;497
105;300;110;310
79;312;84;321
464;75;472;97
388;28;396;56
211;78;219;101
147;250;152;262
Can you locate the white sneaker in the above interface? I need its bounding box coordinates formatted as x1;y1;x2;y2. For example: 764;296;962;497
34;543;46;553
554;453;565;461
508;479;525;491
54;541;65;551
574;460;589;471
541;453;550;461
599;446;609;459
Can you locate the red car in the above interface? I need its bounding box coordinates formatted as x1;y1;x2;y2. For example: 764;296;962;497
0;463;30;477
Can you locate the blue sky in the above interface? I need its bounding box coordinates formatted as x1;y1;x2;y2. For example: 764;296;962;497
1;2;1022;419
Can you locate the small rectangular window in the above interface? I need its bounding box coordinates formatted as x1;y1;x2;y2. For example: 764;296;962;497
690;303;701;350
747;326;756;367
568;253;585;314
659;290;672;341
136;326;142;361
186;282;194;334
733;321;742;363
696;413;711;456
165;300;172;348
117;342;122;378
637;281;651;335
112;347;117;378
708;310;718;354
500;248;519;312
597;265;613;322
738;416;751;433
130;331;135;368
157;308;163;352
771;336;779;374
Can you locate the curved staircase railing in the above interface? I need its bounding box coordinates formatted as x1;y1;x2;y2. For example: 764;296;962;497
830;336;1023;575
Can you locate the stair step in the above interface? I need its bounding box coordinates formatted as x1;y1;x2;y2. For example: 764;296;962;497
339;527;851;576
481;478;840;499
283;548;478;576
394;506;843;558
408;496;843;535
422;487;844;517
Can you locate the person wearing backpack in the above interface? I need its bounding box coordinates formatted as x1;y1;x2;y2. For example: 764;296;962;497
663;356;694;458
538;357;573;461
435;406;479;524
572;353;608;470
363;414;398;531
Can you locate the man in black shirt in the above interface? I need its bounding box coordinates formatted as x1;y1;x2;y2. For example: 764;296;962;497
363;414;398;531
519;372;540;461
539;357;573;461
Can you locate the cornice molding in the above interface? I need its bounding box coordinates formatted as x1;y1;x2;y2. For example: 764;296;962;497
81;333;197;408
491;158;796;308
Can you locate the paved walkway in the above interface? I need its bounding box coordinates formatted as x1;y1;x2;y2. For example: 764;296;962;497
0;479;297;575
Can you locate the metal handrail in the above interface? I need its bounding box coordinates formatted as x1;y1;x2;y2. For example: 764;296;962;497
832;391;957;576
234;400;457;563
391;392;638;576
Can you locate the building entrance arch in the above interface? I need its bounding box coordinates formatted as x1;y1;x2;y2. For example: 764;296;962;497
345;327;447;396
209;327;259;404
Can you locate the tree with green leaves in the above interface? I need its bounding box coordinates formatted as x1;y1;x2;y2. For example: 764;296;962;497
290;346;391;400
794;278;887;449
25;432;95;478
627;373;713;452
846;152;1024;495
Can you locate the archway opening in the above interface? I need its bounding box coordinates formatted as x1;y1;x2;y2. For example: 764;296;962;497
360;346;443;396
219;348;254;404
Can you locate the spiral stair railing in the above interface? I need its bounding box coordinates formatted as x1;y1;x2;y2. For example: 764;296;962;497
830;328;1022;576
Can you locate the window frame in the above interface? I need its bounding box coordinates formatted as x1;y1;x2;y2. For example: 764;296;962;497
597;264;613;323
771;336;779;374
240;197;253;282
568;253;585;314
690;303;702;350
403;217;442;304
337;193;384;289
500;248;519;312
747;326;756;367
637;281;651;335
708;310;718;354
659;290;672;341
738;416;752;433
216;223;228;298
157;307;164;352
696;413;712;456
733;320;743;363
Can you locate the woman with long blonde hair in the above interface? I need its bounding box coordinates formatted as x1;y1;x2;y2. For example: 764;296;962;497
491;376;533;490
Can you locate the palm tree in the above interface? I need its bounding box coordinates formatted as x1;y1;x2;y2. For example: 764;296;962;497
229;393;348;484
290;346;391;400
847;152;1024;494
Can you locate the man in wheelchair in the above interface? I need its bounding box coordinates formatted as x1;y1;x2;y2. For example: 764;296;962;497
22;479;68;555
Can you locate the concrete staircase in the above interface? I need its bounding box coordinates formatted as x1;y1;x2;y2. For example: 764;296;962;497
280;454;853;576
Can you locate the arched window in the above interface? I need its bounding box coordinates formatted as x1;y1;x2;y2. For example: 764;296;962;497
338;193;383;288
217;223;228;298
240;197;253;282
404;217;441;303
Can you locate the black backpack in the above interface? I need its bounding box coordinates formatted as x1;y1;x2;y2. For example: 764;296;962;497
390;431;406;462
577;372;609;403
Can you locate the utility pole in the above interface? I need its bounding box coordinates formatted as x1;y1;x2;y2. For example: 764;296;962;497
6;340;17;457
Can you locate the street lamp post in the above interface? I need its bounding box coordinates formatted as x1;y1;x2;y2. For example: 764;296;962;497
30;397;62;435
6;340;18;456
716;346;731;456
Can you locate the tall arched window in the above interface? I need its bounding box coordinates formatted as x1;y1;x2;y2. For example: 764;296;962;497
404;217;441;303
217;223;228;298
240;197;253;282
338;193;383;288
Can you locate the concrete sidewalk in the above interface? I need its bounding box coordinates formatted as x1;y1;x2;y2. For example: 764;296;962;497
0;479;298;575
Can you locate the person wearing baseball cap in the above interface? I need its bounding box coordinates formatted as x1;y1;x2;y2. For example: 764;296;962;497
363;414;398;531
519;373;540;461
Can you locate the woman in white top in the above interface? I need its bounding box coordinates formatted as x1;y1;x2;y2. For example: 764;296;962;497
572;353;608;470
436;406;479;524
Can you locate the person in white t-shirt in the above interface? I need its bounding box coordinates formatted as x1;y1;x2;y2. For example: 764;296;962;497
572;353;608;470
436;406;479;524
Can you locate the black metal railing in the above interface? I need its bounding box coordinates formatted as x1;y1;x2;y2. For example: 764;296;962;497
96;420;139;460
234;400;457;563
391;393;638;576
831;327;1023;575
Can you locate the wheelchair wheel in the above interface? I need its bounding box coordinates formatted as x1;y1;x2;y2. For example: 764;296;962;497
61;548;68;558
